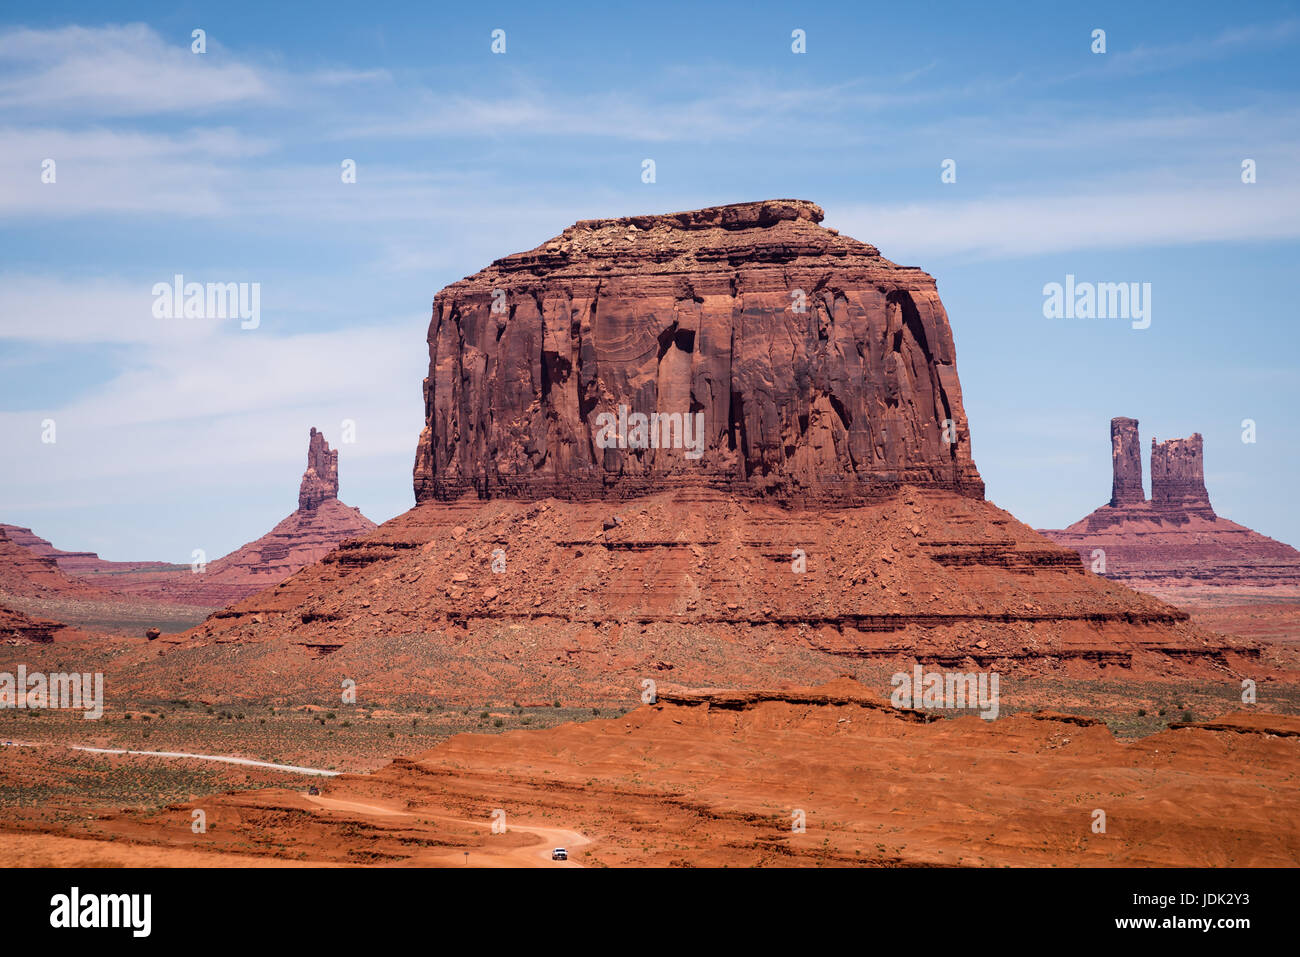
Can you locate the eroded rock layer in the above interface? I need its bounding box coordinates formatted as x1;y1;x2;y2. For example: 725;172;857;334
413;200;983;504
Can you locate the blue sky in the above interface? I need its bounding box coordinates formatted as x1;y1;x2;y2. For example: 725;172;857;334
2;1;1298;560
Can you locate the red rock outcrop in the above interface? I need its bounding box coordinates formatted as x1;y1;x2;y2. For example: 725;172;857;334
0;525;176;579
1150;433;1214;517
298;428;340;511
0;604;75;643
1109;417;1144;506
1042;418;1300;605
413;200;982;505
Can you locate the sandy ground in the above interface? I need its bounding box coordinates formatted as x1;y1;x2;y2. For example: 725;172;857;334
3;678;1295;868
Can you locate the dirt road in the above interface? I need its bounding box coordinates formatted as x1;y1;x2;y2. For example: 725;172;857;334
304;794;591;866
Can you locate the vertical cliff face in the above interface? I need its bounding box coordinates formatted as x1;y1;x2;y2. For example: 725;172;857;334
1109;417;1145;506
1151;434;1214;517
412;200;983;504
298;427;340;511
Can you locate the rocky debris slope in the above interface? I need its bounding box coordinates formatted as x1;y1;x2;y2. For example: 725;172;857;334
414;199;982;505
161;485;1255;702
1042;417;1300;606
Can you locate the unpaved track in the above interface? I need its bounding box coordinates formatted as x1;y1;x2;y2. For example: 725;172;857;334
304;794;591;866
0;739;340;776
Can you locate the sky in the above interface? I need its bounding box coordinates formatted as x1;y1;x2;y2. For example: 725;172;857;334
1;0;1298;561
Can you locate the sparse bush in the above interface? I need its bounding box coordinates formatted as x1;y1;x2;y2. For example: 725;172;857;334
493;718;504;728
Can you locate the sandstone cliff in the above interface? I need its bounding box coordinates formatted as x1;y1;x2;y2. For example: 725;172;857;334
413;200;982;504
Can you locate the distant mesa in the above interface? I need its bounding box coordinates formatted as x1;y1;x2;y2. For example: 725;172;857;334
1041;417;1300;605
0;525;109;599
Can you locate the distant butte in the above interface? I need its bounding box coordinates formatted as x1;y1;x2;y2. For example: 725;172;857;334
1;429;377;610
1041;417;1300;605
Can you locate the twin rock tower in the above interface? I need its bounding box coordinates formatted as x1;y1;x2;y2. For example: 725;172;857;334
1108;417;1213;517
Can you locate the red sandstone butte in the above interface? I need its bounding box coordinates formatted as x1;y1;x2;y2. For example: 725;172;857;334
1041;417;1300;605
167;203;1251;693
413;199;982;504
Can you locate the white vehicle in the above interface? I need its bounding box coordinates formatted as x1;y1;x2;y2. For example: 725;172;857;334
551;847;568;861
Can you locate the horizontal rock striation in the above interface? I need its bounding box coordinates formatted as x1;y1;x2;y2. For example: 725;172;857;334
163;485;1254;702
413;200;983;505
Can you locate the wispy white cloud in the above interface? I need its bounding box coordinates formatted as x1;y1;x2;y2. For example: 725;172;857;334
1089;18;1300;79
833;182;1300;260
0;23;272;115
0;22;390;117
